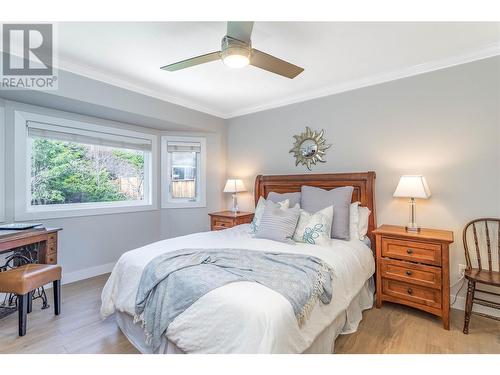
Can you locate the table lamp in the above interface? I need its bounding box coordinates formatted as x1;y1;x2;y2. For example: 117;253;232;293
393;175;431;232
224;179;246;214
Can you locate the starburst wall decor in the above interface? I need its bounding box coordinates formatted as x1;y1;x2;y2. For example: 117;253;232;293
289;127;331;170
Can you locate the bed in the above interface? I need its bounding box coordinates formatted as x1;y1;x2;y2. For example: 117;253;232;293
101;172;377;354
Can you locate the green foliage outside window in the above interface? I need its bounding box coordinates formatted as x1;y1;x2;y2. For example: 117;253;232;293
31;138;145;205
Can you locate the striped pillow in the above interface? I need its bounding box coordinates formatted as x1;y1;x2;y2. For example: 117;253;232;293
255;200;301;243
250;196;290;233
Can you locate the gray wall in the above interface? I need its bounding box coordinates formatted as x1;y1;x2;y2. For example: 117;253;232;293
226;57;500;307
0;70;226;282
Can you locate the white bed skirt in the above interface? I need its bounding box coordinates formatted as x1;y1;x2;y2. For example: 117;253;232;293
115;277;374;354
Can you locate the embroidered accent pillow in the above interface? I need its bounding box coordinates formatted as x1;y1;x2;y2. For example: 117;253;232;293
293;206;334;246
301;185;354;240
250;196;289;233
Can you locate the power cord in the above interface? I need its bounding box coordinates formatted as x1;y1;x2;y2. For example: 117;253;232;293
451;275;466;307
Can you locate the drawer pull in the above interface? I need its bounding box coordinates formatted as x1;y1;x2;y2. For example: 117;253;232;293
406;248;414;255
407;288;413;295
405;270;413;276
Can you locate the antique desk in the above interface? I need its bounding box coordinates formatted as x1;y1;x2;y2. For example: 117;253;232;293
0;227;62;265
0;226;62;317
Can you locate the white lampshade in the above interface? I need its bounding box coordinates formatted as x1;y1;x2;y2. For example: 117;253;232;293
223;179;246;193
393;175;431;199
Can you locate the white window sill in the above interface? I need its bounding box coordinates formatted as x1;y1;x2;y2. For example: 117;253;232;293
15;201;157;220
162;201;206;209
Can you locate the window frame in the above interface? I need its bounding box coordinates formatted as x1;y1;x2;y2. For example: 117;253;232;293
0;106;4;223
161;135;206;209
14;110;158;220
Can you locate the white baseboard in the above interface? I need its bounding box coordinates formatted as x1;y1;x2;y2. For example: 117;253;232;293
0;262;116;296
11;261;500;321
50;268;500;319
57;268;500;320
451;295;500;318
61;262;116;285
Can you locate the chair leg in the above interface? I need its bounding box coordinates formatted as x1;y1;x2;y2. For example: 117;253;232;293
18;293;28;337
463;280;475;334
53;280;61;316
27;291;33;314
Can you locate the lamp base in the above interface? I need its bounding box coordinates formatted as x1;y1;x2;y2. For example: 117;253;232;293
405;198;420;232
231;193;239;215
405;225;421;233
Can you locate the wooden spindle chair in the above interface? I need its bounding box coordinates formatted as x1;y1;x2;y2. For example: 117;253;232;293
462;218;500;334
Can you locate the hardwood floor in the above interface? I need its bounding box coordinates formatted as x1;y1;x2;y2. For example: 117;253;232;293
336;302;500;354
0;274;138;354
0;274;498;354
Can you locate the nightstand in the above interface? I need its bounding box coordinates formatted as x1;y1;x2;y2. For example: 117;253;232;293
209;211;254;231
373;224;454;329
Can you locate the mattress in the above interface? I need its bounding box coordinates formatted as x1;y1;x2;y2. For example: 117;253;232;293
101;224;375;353
116;278;374;354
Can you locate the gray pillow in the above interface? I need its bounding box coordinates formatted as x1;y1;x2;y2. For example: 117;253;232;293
301;185;354;240
255;200;300;243
267;191;301;207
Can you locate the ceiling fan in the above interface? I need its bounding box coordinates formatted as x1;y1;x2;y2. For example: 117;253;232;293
161;21;304;79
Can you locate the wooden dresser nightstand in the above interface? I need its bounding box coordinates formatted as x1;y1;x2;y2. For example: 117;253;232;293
373;224;454;329
209;211;254;231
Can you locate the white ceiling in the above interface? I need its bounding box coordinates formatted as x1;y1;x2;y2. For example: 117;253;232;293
55;22;500;118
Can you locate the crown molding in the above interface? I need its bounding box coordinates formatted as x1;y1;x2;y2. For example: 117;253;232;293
36;43;500;119
54;57;227;119
225;43;500;118
0;50;226;118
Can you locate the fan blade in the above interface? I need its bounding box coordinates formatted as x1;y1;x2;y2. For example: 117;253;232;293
227;21;254;43
161;51;221;71
250;49;304;79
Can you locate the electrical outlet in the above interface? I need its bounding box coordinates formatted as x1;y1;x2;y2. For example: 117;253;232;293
458;264;467;276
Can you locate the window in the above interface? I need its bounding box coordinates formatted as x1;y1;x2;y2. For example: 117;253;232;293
161;136;206;208
14;110;157;219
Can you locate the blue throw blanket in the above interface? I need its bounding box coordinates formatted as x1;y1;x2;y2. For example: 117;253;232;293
134;248;334;351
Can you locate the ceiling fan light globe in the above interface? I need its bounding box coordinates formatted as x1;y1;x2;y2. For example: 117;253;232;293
220;35;251;69
223;54;250;68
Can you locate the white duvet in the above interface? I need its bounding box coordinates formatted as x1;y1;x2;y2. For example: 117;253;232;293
101;224;375;353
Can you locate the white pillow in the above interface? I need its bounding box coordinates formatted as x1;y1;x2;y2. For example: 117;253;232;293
358;206;371;238
293;206;333;246
349;202;371;240
349;202;360;240
250;197;289;233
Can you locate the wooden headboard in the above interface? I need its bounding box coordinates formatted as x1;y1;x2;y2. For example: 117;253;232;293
254;172;377;249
